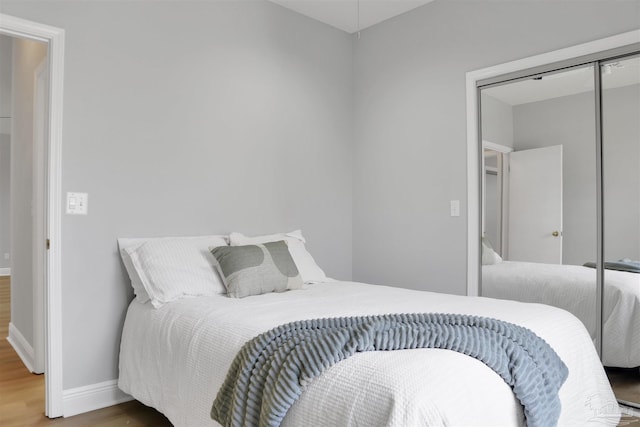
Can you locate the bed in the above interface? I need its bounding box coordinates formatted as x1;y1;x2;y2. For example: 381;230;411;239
482;261;640;368
117;232;621;427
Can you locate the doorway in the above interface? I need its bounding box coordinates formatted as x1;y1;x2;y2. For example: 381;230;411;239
2;34;48;378
0;14;65;418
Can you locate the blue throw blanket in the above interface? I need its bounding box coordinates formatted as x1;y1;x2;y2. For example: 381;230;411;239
583;259;640;274
211;313;568;427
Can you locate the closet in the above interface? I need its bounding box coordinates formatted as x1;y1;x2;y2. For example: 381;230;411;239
478;49;640;407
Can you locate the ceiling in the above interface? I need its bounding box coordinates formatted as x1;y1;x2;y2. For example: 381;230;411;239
484;57;640;106
267;0;434;34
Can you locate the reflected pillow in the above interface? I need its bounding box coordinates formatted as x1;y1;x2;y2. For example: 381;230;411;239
210;241;303;298
482;236;503;265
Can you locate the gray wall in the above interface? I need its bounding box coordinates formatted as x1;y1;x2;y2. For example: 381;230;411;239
0;1;353;389
0;34;11;270
602;84;640;262
9;37;47;345
353;0;640;294
514;91;598;266
0;135;9;270
0;34;11;117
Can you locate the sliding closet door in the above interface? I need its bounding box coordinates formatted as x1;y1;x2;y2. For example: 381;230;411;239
478;65;600;342
601;54;640;406
477;46;640;409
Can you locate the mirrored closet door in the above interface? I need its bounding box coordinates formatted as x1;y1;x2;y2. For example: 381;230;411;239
600;54;640;407
478;51;640;407
479;64;598;337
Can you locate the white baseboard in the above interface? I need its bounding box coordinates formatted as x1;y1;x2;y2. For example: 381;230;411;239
0;267;11;276
7;322;35;373
63;379;133;417
7;303;132;418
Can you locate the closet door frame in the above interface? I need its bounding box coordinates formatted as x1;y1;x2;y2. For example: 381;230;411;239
466;31;640;360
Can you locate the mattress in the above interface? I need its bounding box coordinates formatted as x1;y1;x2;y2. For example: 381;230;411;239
118;281;620;426
482;261;640;368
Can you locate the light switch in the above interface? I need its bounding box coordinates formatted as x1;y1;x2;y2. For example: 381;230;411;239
66;192;88;215
450;200;460;217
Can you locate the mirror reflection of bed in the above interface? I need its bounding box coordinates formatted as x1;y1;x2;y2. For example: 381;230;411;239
479;55;640;408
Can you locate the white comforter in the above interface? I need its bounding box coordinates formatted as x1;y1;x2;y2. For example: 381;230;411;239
118;281;619;426
483;261;640;368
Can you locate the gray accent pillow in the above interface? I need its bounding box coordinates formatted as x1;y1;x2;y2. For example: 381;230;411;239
210;241;304;298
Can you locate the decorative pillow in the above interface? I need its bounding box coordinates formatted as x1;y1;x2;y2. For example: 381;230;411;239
229;230;328;283
118;235;229;307
481;236;503;265
210;241;303;298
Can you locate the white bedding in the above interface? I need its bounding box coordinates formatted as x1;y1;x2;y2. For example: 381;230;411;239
482;261;640;368
118;281;620;426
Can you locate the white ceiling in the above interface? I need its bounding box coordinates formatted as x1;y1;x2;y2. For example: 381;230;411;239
484;57;640;106
268;0;434;34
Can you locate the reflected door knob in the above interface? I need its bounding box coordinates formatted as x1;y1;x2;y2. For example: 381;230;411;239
552;231;560;237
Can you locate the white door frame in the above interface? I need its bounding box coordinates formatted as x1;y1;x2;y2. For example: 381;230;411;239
482;141;512;255
466;29;640;297
33;57;48;375
0;14;64;417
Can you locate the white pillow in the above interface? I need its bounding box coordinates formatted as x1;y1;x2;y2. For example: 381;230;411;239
118;235;228;307
229;230;328;284
118;237;153;303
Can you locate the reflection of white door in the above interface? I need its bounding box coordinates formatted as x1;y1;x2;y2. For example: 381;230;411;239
507;145;563;264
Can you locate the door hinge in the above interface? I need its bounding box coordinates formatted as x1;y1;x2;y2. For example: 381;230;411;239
46;239;50;250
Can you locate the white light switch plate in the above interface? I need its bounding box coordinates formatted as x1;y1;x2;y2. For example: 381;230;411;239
450;200;460;217
66;192;88;215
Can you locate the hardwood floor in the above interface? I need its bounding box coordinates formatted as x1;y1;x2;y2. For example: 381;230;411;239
608;368;640;406
0;276;172;426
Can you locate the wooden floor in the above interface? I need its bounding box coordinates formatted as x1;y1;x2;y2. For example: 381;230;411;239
609;367;640;408
2;275;640;426
0;276;172;426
